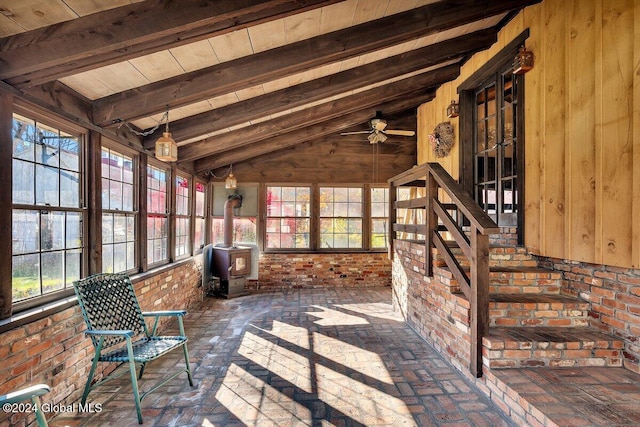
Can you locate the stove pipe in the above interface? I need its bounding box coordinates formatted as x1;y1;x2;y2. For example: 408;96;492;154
222;193;242;247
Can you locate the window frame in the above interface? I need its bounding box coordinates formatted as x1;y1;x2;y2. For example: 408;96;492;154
193;179;208;254
263;183;388;253
100;143;138;275
145;159;171;268
10;106;88;312
174;172;191;260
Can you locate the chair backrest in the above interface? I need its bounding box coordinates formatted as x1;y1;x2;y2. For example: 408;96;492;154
74;273;147;349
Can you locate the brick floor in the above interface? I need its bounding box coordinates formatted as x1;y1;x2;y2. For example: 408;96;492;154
49;288;514;427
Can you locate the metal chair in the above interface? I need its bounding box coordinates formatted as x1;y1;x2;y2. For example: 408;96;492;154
74;273;193;424
0;384;50;427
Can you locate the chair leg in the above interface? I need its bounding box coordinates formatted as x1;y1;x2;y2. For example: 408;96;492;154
82;350;101;405
177;317;194;386
138;362;146;380
126;340;144;424
31;396;48;427
182;343;194;386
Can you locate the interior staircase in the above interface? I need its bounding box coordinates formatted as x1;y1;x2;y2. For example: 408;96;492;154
440;242;625;372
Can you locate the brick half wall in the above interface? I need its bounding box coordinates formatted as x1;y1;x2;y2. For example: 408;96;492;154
391;240;472;373
252;252;391;290
538;256;640;373
0;259;203;427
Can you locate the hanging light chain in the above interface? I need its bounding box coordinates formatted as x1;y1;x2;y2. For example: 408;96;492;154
117;109;170;137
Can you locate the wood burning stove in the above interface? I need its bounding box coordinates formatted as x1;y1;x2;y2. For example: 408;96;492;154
211;193;251;298
212;246;251;297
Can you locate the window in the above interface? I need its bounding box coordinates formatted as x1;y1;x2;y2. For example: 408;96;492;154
266;186;310;249
12;113;84;303
175;174;190;258
101;147;136;273
147;164;169;265
320;187;362;249
194;182;207;252
211;184;257;245
370;187;389;249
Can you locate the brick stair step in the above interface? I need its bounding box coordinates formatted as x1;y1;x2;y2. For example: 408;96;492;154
489;267;562;294
490;293;590;327
433;266;563;295
434;242;538;268
483;326;624;369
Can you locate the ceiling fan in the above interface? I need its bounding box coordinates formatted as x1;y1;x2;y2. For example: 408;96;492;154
340;111;415;144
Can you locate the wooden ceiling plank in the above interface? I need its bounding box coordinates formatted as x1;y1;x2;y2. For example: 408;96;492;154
193;91;435;173
143;28;497;147
180;64;457;163
92;0;540;126
0;0;346;86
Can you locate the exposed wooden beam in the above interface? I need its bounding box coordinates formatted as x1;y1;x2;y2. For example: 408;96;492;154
143;29;497;147
179;64;459;163
0;0;345;87
194;89;436;172
93;0;539;126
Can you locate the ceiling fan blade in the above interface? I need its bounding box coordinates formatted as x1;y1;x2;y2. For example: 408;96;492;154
340;131;371;136
385;130;415;137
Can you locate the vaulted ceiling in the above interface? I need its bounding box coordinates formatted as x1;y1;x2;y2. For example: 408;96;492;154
0;0;539;176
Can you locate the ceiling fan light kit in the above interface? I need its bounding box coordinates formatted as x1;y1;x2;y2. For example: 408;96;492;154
340;112;415;144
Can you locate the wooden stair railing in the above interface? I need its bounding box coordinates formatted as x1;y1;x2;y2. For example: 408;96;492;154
389;163;499;377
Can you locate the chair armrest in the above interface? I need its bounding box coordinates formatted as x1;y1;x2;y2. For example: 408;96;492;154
142;310;187;318
85;329;135;338
0;384;50;404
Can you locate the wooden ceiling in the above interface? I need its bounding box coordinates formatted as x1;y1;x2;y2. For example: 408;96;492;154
0;0;539;176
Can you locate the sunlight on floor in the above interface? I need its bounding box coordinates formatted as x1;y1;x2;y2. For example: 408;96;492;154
334;302;402;322
217;304;414;426
316;364;416;426
252;319;311;349
238;330;313;392
306;305;370;326
215;362;313;426
313;332;394;384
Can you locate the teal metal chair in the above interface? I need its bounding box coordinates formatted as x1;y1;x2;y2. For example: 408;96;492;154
74;273;194;424
0;384;50;426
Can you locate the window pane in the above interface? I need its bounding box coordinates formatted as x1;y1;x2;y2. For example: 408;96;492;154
59;135;80;171
41;251;64;293
60;170;80;207
40;211;65;251
13;159;34;204
13;210;39;254
36;165;59;206
12;254;40;302
195;182;206;216
13;115;35;162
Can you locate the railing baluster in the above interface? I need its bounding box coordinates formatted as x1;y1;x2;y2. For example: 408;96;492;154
426;170;438;277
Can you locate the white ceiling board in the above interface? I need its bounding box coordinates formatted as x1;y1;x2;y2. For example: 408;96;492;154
62;0;142;17
284;8;322;43
352;0;388;25
0;0;78;31
319;0;357;33
169;39;220;73
208;29;254;62
128;50;185;82
235;86;266;101
247;18;286;53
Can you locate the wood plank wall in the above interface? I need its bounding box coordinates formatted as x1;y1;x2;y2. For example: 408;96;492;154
417;0;640;269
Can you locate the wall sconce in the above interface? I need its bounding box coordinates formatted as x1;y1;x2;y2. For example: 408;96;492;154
446;100;459;118
155;107;178;162
225;165;237;190
513;46;534;75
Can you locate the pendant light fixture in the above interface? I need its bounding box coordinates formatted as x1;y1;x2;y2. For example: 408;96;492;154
155;106;178;162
